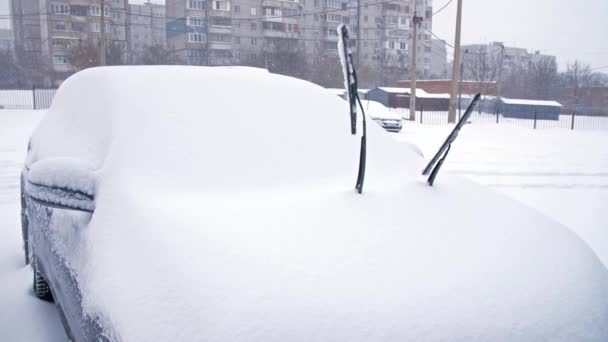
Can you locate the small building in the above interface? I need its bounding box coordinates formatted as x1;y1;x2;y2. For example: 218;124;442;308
397;79;498;97
495;98;562;120
366;87;428;108
417;93;451;111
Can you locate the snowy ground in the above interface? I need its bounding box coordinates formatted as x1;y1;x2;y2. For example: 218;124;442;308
393;122;608;267
0;108;607;340
0;110;66;341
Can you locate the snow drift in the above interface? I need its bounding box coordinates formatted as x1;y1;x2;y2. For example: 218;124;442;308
28;66;608;341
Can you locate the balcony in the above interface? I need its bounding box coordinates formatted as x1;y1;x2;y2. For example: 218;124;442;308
209;10;231;18
262;0;301;9
209;41;232;50
263;30;299;39
208;25;232;34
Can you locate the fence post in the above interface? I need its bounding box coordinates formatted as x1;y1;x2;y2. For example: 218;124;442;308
533;111;538;129
419;104;424;124
495;109;499;124
32;85;37;110
571;111;576;130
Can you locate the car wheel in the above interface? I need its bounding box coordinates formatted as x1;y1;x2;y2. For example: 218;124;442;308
32;256;54;302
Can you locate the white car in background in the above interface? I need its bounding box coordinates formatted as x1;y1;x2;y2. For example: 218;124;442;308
364;100;403;132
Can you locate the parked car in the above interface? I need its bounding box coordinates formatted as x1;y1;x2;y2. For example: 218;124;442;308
365;100;403;132
21;66;608;341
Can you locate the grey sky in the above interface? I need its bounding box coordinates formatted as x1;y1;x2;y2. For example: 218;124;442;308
1;0;606;70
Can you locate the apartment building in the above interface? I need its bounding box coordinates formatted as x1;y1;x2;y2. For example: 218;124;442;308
11;0;128;85
429;38;447;78
461;42;557;80
0;28;13;52
166;0;434;81
128;2;166;61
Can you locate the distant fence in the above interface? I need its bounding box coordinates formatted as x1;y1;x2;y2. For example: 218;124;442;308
0;88;57;110
390;107;608;132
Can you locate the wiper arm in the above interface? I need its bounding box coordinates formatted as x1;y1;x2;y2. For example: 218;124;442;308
422;93;482;186
338;24;367;194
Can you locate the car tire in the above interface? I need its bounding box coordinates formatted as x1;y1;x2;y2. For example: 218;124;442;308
32;257;54;302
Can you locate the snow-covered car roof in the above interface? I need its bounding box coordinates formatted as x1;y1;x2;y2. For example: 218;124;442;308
29;66;608;341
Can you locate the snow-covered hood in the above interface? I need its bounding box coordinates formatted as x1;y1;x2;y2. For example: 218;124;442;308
30;67;608;341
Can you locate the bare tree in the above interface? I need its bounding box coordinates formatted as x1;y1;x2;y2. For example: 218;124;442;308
527;56;558;100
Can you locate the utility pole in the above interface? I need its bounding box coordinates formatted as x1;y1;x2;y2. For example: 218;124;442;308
356;0;361;66
448;0;463;123
100;0;107;66
409;6;422;121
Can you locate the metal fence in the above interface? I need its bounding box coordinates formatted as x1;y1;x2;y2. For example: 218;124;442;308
0;88;57;110
390;108;608;132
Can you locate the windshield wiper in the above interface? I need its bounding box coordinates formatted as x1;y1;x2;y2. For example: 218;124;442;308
422;93;482;186
338;24;367;194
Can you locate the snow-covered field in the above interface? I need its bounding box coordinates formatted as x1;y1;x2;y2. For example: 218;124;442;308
0;110;66;341
393;122;608;267
1;105;607;340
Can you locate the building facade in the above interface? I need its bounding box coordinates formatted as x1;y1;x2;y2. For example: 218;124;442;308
429;38;446;79
128;2;167;62
11;0;128;85
0;29;14;52
166;0;435;83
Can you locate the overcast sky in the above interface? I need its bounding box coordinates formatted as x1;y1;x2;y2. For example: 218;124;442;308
1;0;606;71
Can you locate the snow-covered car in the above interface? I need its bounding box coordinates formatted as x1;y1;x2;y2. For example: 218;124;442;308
364;100;403;132
21;66;608;341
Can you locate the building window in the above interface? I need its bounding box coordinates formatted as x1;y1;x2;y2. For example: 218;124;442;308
213;1;230;11
325;0;341;9
234;36;240;44
265;8;281;16
209;33;232;42
111;11;122;20
54;21;67;31
113;0;122;5
326;13;341;22
251;37;257;45
72;22;84;32
52;56;67;65
388;41;395;49
250;7;256;16
251;23;257;31
50;3;70;15
400;42;407;50
234;5;240;13
188;32;205;43
90;5;109;16
313;14;318;21
314;0;318;7
188;0;206;10
91;22;100;32
187;16;205;26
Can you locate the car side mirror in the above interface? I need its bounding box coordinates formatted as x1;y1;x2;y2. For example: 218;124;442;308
25;158;96;213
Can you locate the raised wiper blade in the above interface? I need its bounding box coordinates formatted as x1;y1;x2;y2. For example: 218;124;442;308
422;93;482;186
338;24;367;193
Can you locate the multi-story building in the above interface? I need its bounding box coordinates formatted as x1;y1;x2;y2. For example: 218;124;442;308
166;0;434;84
128;2;166;61
0;28;14;52
461;42;557;81
11;0;128;85
429;38;446;78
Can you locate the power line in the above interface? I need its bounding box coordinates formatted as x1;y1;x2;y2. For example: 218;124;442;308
431;0;454;17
